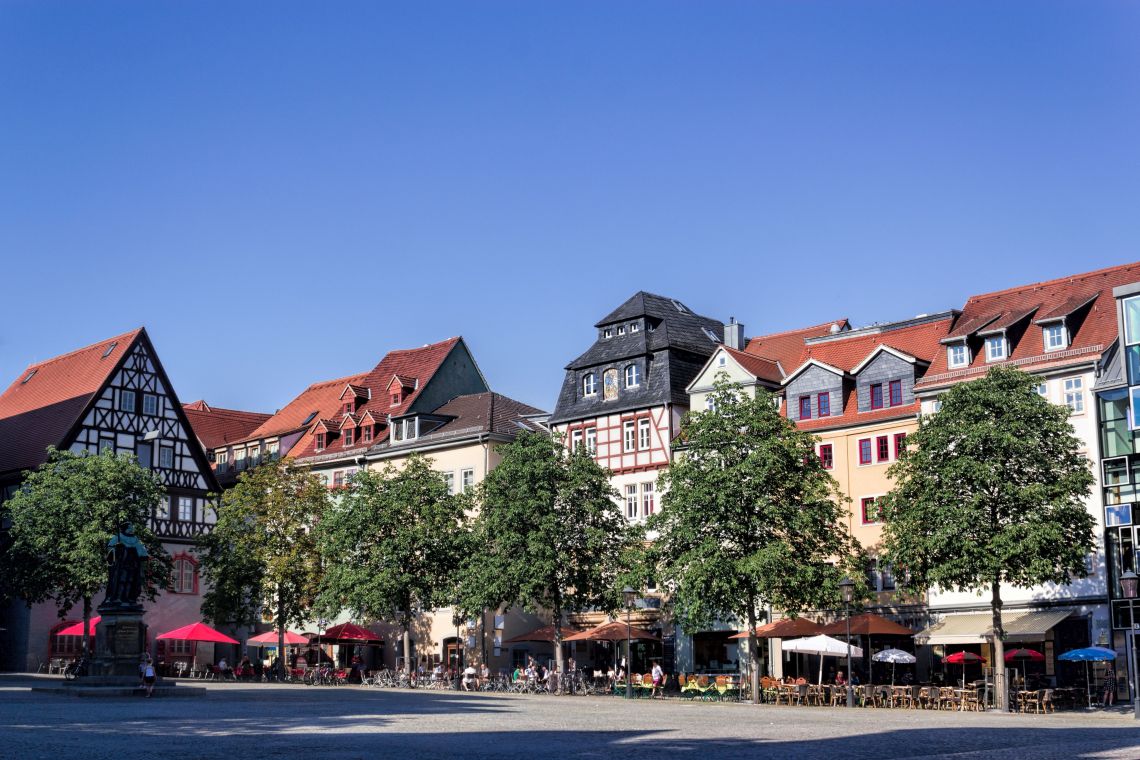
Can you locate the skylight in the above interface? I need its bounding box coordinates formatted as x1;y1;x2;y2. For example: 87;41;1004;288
671;299;689;313
702;327;721;343
21;369;36;384
102;342;118;358
301;411;318;426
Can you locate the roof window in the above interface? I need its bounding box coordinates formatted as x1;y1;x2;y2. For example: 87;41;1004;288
21;369;36;384
672;299;688;313
102;342;118;358
702;328;721;343
301;411;318;427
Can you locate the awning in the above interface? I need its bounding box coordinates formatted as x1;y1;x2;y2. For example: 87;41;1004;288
914;610;1071;646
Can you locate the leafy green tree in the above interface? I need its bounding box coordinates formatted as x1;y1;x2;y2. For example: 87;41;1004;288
197;458;326;670
460;431;631;684
650;376;860;704
2;448;171;656
879;365;1095;711
315;454;469;670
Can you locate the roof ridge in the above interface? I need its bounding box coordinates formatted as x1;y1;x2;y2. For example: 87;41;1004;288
968;261;1140;304
383;337;461;355
724;345;779;365
748;318;848;342
18;327;143;372
304;371;371;390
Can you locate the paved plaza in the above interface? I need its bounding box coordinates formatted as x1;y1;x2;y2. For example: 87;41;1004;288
1;677;1139;759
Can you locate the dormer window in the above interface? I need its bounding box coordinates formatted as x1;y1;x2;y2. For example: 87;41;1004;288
403;418;417;440
948;343;968;368
391;393;401;406
315;433;326;452
617;325;626;336
985;335;1007;362
1043;323;1067;352
603;328;613;339
361;425;373;444
583;373;598;397
870;384;884;410
630;322;639;333
343;428;354;447
799;396;811;419
624;364;640;388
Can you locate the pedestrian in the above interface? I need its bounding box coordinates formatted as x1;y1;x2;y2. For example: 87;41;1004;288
142;658;157;697
651;661;664;698
1103;663;1117;707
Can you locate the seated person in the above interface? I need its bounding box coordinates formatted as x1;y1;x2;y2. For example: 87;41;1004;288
835;670;847;686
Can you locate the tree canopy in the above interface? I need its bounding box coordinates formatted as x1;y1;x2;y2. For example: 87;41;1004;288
879;365;1095;710
2;448;171;654
315;454;469;669
197;457;326;663
650;376;860;702
460;430;631;681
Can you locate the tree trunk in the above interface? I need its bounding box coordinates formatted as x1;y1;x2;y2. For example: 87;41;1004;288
276;588;285;679
553;608;564;694
991;578;1006;712
747;599;759;705
402;624;413;682
81;595;92;658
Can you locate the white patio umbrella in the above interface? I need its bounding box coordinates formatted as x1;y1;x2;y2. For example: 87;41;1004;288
872;648;917;685
782;634;864;685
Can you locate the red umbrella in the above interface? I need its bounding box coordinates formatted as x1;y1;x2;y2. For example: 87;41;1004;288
319;622;382;643
156;622;239;645
248;630;309;645
944;651;986;688
56;616;101;637
1005;648;1044;688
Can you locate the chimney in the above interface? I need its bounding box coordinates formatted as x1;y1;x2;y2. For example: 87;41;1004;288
724;317;744;350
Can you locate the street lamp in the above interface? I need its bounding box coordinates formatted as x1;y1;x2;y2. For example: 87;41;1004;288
623;586;636;700
839;577;855;708
1121;570;1139;720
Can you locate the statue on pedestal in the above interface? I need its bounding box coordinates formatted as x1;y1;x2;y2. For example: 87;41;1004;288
101;522;148;611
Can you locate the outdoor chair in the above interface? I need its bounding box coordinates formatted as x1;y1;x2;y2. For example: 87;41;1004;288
828;684;844;707
760;677;779;704
939;687;960;711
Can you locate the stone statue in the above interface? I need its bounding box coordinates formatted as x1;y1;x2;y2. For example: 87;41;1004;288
103;522;148;610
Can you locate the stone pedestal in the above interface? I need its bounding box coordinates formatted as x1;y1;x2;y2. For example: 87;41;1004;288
92;610;147;679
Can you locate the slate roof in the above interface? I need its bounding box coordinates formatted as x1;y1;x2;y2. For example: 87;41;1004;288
551;293;724;424
0;328;143;476
182;401;273;450
918;261;1140;390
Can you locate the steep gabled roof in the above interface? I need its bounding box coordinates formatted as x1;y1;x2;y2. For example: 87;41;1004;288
183;402;273;450
0;328;143;475
724;346;784;384
919;261;1140;389
240;372;370;444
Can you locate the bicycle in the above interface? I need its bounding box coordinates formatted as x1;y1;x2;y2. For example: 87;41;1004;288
63;656;89;680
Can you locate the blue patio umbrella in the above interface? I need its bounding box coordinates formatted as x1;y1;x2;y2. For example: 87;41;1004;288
1058;647;1118;706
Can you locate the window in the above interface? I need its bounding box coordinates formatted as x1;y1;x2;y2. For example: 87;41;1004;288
817;392;830;418
391;393;401;406
879;562;896;591
625;364;640;388
343;428;354;447
461;469;475;492
985;335;1006;362
172;557;197;594
638;418;651;450
120;389;136;412
249;445;260;464
1064;377;1084;413
889;380;902;407
933;399;943;413
156;496;170;520
603;329;613;339
617;325;626;336
571;429;583;452
705;396;716;412
818;444;833;470
216;450;229;469
159;447;173;469
235;448;247;469
315;433;325;452
1036;382;1048;397
1044;324;1066;352
361;426;372;444
100;436;115;454
142;394;158;416
642;482;655;516
21;369;36;384
102;341;118;358
624;420;636;451
630;322;639;333
876;436;889;462
858;439;872;465
178;497;194;522
870;384;884;410
948;343;968;368
585;427;597;455
583;373;597;397
333;471;345;489
443;472;456;496
893;432;907;459
718;354;727;367
799;396;811;420
861;497;881;524
625;485;638;518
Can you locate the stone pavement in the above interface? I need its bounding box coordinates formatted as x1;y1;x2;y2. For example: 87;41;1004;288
1;675;1138;759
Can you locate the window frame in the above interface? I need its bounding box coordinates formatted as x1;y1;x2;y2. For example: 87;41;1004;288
641;482;655;516
638;418;651;450
571;429;583;452
343;427;354;447
893;432;907;459
142;393;158;416
818;443;833;470
177;496;194;522
623;420;636;452
869;383;884;410
947;343;968;368
583;373;598;397
818;392;830;418
888;380;902;407
1043;323;1067;352
799;395;811;420
858;438;872;465
625;484;638;519
460;468;475;492
985;335;1007;362
585;427;597;455
625;364;640;388
876;435;889;462
158;447;174;469
1064;376;1085;413
315;433;326;452
861;496;881;524
119;389;137;413
171;555;198;595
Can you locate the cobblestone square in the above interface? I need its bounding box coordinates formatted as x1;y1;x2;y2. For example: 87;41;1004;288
2;678;1139;760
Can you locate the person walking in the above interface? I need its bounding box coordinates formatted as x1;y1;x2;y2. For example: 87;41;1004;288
1103;663;1117;707
142;659;157;697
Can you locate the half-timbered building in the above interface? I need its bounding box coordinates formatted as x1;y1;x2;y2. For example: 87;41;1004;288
0;328;220;671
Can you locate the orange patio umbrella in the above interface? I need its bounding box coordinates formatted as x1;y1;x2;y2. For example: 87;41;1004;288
729;617;823;639
503;624;581;644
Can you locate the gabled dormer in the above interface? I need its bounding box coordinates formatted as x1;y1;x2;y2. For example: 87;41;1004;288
311;418;341;452
338;383;370;415
1033;293;1096;354
387;375;417;407
358;410;384;446
781;359;848;422
850;346;927;412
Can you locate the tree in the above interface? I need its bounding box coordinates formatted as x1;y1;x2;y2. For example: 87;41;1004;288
315;454;468;672
197;458;326;672
879;365;1095;711
459;431;631;687
2;448;171;656
649;376;860;704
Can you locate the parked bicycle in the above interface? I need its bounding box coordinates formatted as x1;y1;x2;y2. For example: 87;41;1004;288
63;656;89;680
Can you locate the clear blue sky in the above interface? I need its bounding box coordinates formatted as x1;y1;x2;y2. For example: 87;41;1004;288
2;1;1138;414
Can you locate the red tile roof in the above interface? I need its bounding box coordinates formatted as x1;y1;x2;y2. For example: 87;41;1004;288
723;346;784;384
744;319;850;370
0;328;142;475
919;261;1140;389
241;372;370;444
183;402;272;450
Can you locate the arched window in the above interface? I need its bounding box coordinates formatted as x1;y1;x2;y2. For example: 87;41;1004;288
625;364;640;388
171;553;199;595
583;373;597;396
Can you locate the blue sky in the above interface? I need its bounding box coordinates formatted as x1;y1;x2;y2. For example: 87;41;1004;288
2;1;1138;413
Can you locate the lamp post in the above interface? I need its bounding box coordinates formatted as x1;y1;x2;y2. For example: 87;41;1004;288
453;598;462;692
1121;570;1139;719
623;586;636;700
839;577;855;708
